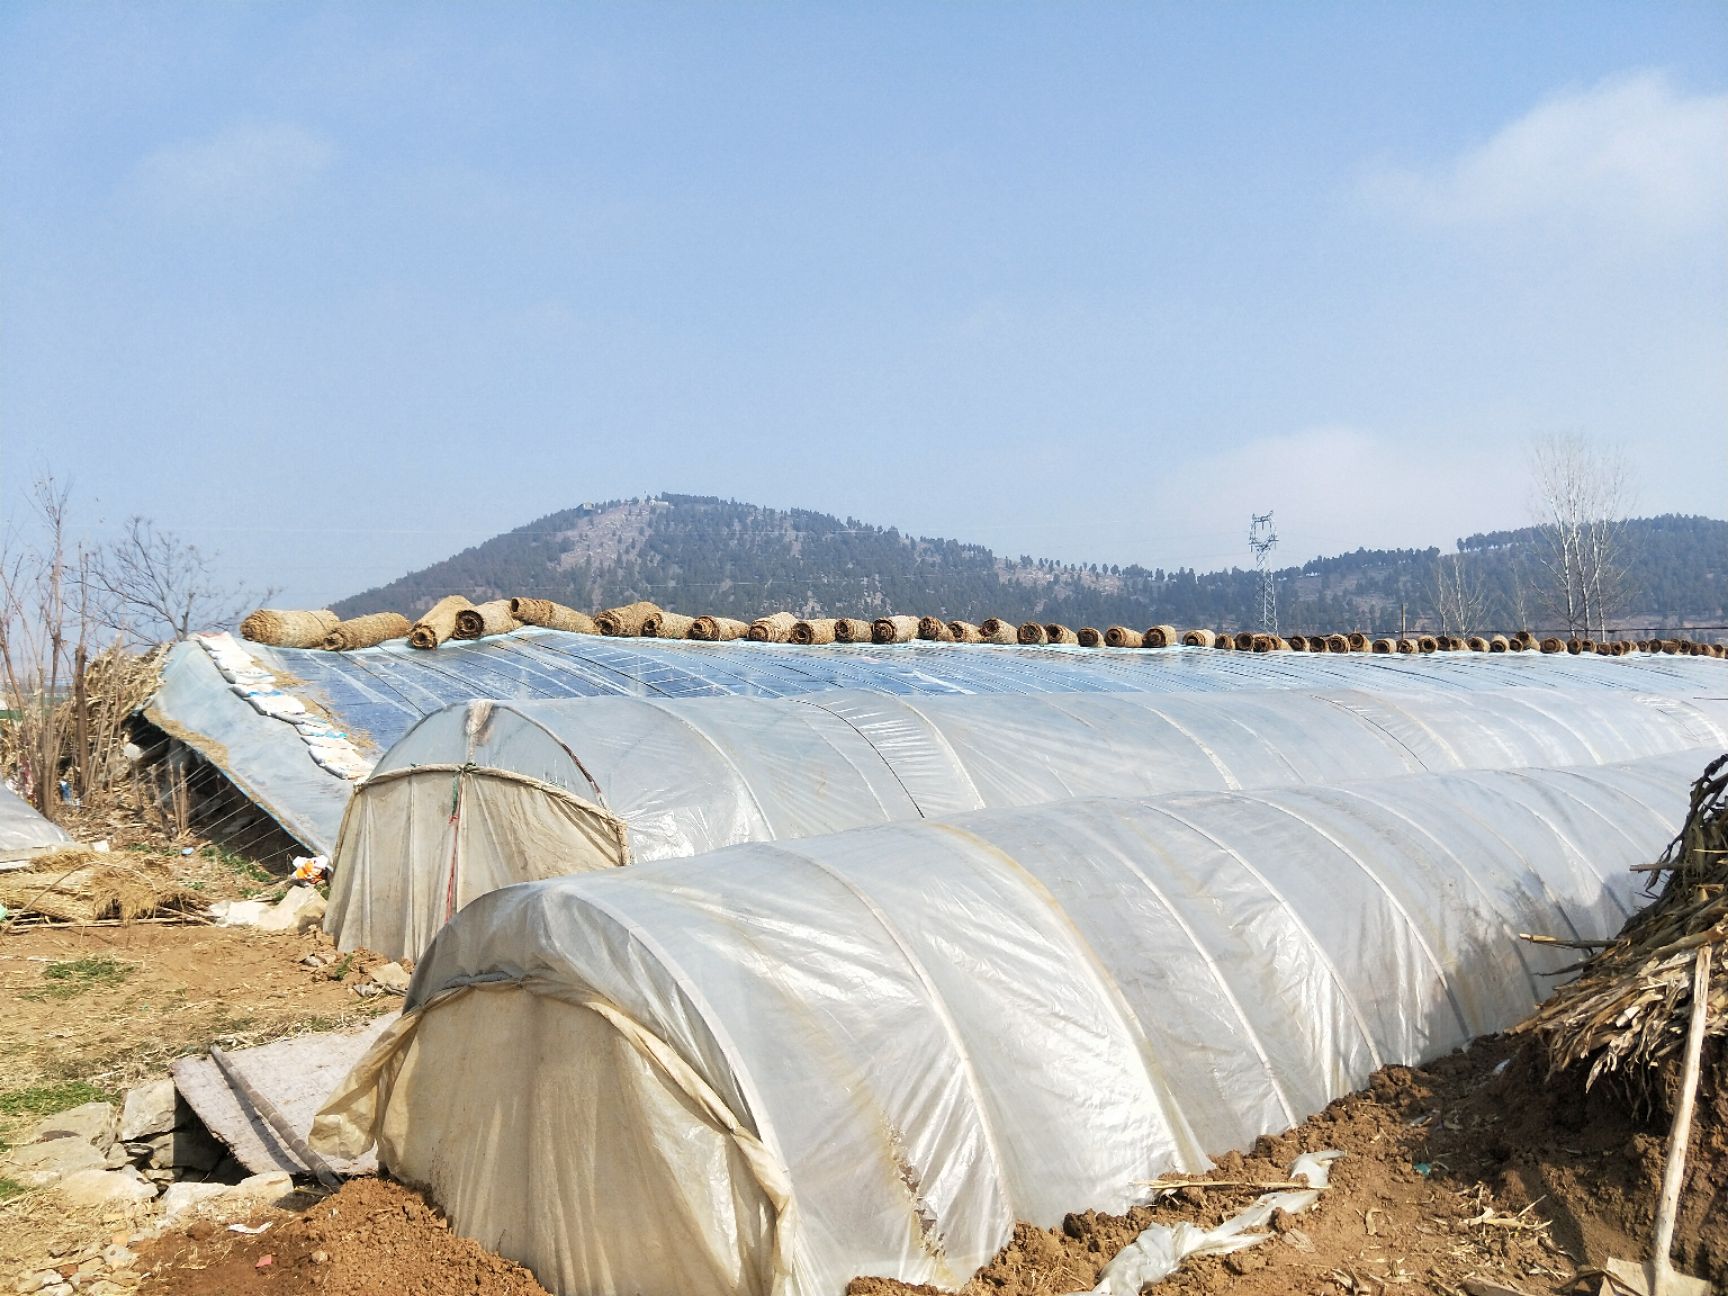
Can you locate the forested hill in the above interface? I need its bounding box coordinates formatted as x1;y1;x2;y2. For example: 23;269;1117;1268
333;495;1728;635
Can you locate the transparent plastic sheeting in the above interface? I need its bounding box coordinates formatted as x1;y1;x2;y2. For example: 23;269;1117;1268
150;632;1728;855
315;750;1705;1296
325;686;1728;959
0;782;71;860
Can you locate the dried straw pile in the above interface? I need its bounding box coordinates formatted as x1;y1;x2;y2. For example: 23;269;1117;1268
790;619;838;646
410;596;474;650
511;599;599;635
642;611;696;639
749;612;798;643
240;609;340;649
322;613;411;651
453;600;521;640
596;602;663;637
689;616;750;642
1526;753;1727;1098
0;850;203;924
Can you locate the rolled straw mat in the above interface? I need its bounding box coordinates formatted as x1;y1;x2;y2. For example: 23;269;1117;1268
595;601;663;637
1076;627;1103;647
240;609;340;649
1181;629;1215;648
873;616;920;644
642;611;696;639
1044;624;1079;646
948;621;985;643
1105;626;1144;649
454;600;522;640
1143;625;1177;649
791;619;838;645
833;618;875;644
749;612;798;643
918;616;956;642
689;616;750;642
322;612;411;651
1371;638;1395;653
979;618;1017;644
510;599;599;635
1325;633;1349;653
410;596;474;650
1017;622;1048;645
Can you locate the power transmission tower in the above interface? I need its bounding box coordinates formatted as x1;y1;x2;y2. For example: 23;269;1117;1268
1249;512;1278;633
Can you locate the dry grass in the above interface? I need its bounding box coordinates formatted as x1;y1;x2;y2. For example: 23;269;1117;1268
1525;752;1726;1100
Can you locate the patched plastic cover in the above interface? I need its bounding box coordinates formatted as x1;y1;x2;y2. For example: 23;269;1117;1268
314;749;1704;1296
325;686;1728;958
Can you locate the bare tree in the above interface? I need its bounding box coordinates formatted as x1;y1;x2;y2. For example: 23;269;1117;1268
0;477;90;815
1424;552;1489;635
1527;433;1636;638
86;516;270;645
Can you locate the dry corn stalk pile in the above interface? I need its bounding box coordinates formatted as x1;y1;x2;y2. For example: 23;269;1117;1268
0;849;204;924
1525;751;1727;1096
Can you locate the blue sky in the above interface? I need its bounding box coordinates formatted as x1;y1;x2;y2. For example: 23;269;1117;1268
3;2;1724;608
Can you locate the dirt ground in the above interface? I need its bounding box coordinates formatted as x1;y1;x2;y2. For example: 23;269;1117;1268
132;1178;553;1296
0;917;396;1144
851;1034;1726;1296
53;1030;1704;1296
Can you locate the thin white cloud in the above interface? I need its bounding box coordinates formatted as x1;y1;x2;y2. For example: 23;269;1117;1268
132;122;335;221
1364;71;1728;236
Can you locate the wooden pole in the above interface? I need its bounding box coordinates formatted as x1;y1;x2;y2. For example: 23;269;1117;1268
1650;944;1711;1291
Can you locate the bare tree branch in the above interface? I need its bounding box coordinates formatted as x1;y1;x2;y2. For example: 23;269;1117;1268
85;516;275;645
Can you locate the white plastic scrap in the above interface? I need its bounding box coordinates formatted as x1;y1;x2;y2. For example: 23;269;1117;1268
195;632;376;782
1076;1150;1345;1295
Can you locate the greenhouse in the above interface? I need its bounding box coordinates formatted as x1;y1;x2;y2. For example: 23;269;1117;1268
314;749;1705;1296
324;686;1728;958
148;629;1728;855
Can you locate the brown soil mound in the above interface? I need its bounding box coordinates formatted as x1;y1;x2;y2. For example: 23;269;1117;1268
850;1034;1726;1295
136;1178;552;1296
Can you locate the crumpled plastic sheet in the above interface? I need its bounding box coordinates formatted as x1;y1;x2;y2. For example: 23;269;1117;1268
1080;1150;1345;1295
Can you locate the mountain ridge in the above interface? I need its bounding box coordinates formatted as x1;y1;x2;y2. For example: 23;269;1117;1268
332;494;1728;635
